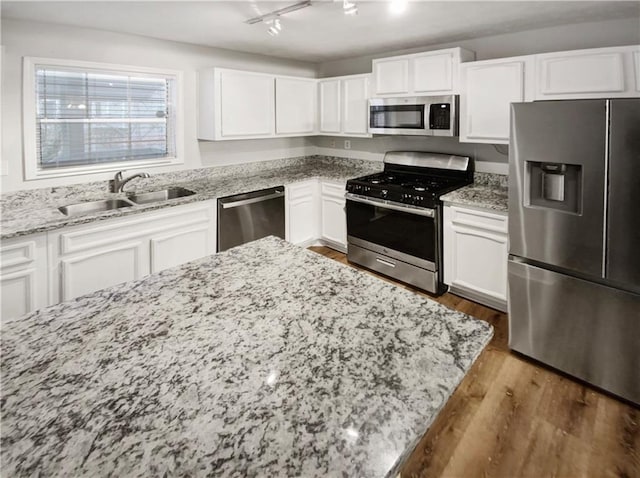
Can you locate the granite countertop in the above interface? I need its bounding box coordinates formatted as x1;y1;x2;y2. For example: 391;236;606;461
440;172;509;213
0;155;382;239
1;237;493;477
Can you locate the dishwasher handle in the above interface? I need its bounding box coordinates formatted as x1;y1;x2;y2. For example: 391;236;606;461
220;189;284;209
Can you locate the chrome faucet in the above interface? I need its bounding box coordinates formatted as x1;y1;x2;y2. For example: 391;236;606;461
109;171;151;193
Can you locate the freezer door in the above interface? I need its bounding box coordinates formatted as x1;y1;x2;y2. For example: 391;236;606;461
508;259;640;405
606;99;640;293
509;100;607;277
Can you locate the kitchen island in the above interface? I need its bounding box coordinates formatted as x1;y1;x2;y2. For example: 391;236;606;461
1;237;493;477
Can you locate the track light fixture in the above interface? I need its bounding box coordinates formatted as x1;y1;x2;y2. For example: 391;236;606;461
245;1;312;25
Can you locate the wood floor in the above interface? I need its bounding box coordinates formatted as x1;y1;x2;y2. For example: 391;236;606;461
308;246;639;478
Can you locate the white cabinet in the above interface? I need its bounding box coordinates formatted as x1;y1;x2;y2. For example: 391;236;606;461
413;52;456;94
460;56;534;144
534;45;640;100
319;80;341;133
198;68;275;140
198;68;318;140
1;233;49;322
372;47;475;97
443;204;508;312
285;179;347;252
275;77;317;135
49;201;215;302
320;181;347;252
319;74;371;137
374;58;409;95
286;180;319;247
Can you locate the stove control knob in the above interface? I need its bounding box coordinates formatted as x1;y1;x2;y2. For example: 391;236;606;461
381;189;388;198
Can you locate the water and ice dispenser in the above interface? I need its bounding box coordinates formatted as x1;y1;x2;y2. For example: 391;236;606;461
526;161;582;214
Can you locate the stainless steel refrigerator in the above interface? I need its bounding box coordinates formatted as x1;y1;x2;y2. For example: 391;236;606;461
508;99;640;405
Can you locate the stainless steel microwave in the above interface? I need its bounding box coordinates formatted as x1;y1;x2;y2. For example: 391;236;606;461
368;95;459;136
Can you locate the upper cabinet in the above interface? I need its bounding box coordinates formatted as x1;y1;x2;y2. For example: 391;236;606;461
199;68;275;140
372;47;475;97
198;68;317;141
275;77;317;135
459;56;535;144
318;74;371;137
534;45;640;100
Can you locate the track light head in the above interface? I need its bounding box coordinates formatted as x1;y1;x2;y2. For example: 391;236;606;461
343;0;358;15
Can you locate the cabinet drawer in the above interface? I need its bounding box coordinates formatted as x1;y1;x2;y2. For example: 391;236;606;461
321;181;346;198
449;206;508;234
1;240;36;269
287;180;318;200
55;202;214;255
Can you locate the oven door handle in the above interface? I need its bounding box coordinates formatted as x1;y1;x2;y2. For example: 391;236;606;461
345;193;435;218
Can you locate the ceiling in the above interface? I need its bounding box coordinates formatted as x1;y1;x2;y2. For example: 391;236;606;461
2;1;638;62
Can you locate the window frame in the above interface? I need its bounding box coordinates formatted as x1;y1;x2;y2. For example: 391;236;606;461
23;57;184;180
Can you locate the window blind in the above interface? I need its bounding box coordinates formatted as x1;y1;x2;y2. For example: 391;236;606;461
35;66;176;169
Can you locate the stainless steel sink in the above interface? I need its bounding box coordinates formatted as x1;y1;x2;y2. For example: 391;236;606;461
127;187;196;205
58;199;135;216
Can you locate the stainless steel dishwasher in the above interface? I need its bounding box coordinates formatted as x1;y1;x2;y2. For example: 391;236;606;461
217;186;285;252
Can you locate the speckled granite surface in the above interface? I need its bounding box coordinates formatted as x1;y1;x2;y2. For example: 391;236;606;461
1;236;493;478
440;172;508;212
0;155;382;239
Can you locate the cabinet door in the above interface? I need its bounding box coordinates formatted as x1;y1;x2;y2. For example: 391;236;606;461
534;46;639;100
60;241;148;301
1;234;49;321
220;70;274;137
320;182;347;249
374;58;409;95
444;205;508;311
151;226;214;273
286;181;319;246
413;52;453;94
276;77;317;134
319;80;341;133
461;59;527;144
1;269;38;320
342;76;370;135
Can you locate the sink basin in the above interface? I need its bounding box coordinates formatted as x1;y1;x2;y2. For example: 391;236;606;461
127;187;196;205
58;199;135;216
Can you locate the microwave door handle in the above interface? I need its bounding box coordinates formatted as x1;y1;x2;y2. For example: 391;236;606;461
424;103;430;130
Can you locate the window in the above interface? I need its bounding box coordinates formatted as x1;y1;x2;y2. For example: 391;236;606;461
23;58;183;179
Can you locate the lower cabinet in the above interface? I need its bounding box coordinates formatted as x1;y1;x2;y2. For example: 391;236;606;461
286;179;347;252
1;233;50;322
443;204;508;312
320;181;347;252
49;201;216;303
286;180;319;247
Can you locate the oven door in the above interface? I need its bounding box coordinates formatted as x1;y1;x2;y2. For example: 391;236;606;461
345;194;437;271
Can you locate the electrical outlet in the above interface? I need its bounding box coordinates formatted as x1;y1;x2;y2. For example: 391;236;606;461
344;140;351;150
329;139;336;148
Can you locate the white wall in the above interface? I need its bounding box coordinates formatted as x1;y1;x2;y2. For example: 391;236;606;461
310;136;509;174
0;18;318;192
318;17;640;77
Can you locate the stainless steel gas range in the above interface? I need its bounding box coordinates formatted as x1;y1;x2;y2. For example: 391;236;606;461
345;151;473;295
